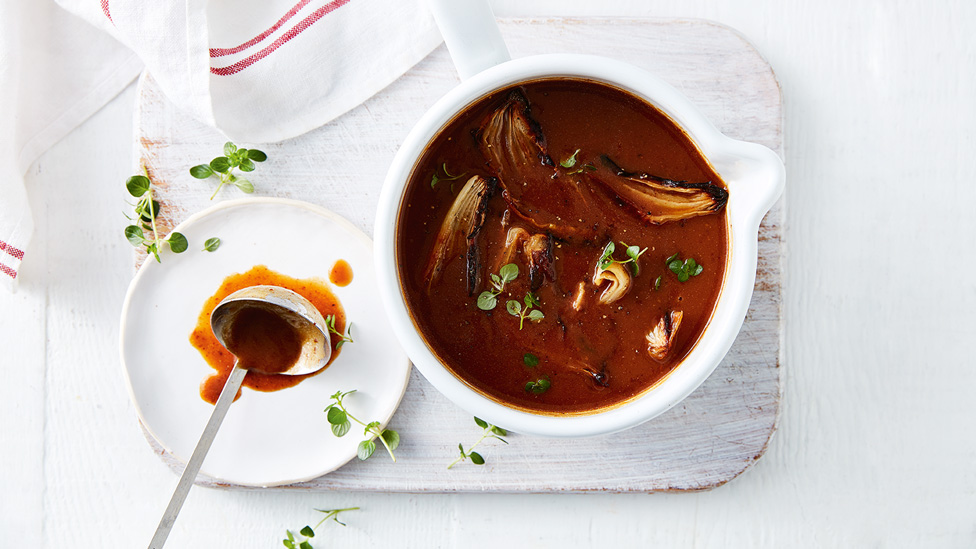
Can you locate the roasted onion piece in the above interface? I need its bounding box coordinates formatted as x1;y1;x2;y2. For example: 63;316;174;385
646;310;683;361
476;91;604;240
592;263;632;304
597;156;728;225
422;175;495;294
489;227;555;291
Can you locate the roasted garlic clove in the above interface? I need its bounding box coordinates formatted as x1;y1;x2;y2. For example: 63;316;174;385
592;262;632;304
422;175;495;294
597;156;728;225
646;310;683;361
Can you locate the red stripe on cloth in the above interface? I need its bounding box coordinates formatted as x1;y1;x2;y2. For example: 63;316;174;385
210;0;351;76
0;261;16;280
100;0;113;23
210;0;312;58
0;239;25;260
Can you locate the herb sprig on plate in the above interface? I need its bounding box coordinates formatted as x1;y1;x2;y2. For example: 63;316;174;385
324;315;353;348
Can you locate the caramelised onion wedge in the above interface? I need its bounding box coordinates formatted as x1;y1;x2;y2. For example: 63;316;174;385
476;89;554;175
592;262;632;304
524;233;555;291
646;310;683;361
597;156;728;225
422;175;496;294
489;227;555;291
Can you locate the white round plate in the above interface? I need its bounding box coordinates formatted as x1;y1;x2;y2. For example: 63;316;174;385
120;198;410;487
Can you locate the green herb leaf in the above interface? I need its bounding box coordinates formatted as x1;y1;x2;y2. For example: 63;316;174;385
233;177;255;193
247;149;268;162
666;253;679;264
477;291;498;311
506;300;522;316
167;232;188;253
223;142;238;156
283;538;296;549
654;276;662;290
523;353;539;367
239;158;256;172
469;451;485;465
526;309;545;322
491;426;508;436
327;407;346;425
474;417;488;428
189;165;213;179
298;542;312;549
381;429;400;451
299;526;315;538
499;263;518;283
358;439;376;460
125;175;150;197
525;377;551;394
331;420;351;437
203;237;221;252
124;225;145;246
560;148;580;168
209;156;231;173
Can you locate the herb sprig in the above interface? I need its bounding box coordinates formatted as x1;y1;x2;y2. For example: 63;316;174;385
430;163;467;190
506;292;544;330
448;417;508;469
324;315;353;348
666;253;704;282
559;148;597;175
190;141;267;200
598;241;648;276
325;390;400;461
124;172;187;262
477;263;518;311
525;376;551;394
283;507;358;549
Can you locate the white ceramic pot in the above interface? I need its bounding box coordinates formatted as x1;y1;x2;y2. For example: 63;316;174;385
373;0;784;437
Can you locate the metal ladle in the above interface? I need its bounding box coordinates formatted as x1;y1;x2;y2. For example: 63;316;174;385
148;285;331;548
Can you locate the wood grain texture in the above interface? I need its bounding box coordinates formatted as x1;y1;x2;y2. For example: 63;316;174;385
134;17;783;492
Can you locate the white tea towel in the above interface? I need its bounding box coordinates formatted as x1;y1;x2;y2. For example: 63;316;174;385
0;0;142;289
57;0;443;142
1;0;442;290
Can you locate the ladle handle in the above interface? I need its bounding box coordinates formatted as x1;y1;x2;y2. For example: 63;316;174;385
147;363;248;549
428;0;510;80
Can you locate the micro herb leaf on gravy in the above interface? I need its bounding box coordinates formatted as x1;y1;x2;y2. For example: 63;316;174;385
523;353;540;367
324;315;353;348
190;141;267;200
507;292;544;330
430;163;467;189
448;417;509;469
283;507;359;549
324;390;399;462
598;241;648;276
525;377;551;394
203;237;221;252
478;263;518;311
123;171;188;263
667;253;704;282
560;148;580;168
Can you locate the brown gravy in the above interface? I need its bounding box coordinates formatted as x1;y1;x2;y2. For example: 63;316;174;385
329;259;354;287
396;79;729;414
191;265;346;404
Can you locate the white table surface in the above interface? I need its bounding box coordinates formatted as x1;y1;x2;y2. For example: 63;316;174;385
2;1;974;547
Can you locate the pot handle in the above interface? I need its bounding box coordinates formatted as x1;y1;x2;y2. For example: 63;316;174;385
428;0;511;80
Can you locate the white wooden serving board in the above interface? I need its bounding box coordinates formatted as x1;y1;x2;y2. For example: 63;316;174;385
133;17;783;492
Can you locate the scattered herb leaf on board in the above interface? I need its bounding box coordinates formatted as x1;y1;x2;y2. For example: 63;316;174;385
123;171;187;263
325;390;400;461
448;417;508;469
202;237;221;252
283;507;359;549
189;141;267;199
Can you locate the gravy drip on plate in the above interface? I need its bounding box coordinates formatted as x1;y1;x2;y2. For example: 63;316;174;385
191;265;346;404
